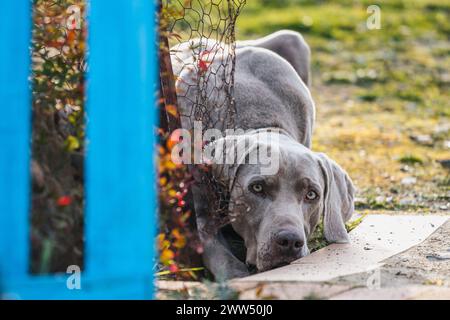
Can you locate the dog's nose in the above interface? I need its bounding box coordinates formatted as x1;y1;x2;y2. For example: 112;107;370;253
274;230;304;256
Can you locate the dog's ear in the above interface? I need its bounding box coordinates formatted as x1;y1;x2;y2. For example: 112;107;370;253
316;153;355;243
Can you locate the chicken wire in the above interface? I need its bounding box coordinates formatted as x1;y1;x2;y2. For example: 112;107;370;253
159;0;247;235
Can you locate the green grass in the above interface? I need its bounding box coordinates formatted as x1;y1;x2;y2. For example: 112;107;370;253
237;0;449;117
399;155;424;165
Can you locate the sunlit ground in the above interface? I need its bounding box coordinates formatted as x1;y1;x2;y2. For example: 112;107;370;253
237;0;450;213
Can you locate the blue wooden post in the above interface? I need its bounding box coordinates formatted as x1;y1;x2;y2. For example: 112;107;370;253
0;1;32;296
0;0;157;299
85;0;157;298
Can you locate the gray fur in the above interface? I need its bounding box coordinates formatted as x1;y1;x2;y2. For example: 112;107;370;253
237;29;311;87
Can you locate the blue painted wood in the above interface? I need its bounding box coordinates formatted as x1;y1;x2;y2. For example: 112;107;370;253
0;0;157;299
0;1;32;291
3;276;151;299
85;0;157;298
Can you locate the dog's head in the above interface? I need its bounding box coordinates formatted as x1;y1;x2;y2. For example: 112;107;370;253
206;130;355;272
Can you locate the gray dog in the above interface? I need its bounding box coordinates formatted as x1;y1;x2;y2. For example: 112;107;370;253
171;30;355;279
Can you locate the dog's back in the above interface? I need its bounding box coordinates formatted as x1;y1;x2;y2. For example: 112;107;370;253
171;30;315;148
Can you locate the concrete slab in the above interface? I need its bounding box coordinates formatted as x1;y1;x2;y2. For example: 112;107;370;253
232;282;350;300
157;280;204;291
235;215;449;282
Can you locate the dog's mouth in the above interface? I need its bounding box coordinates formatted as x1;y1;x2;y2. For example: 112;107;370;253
272;260;291;268
258;250;309;272
258;259;291;272
267;260;291;270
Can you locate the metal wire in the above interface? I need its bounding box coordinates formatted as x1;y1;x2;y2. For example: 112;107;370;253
160;0;247;234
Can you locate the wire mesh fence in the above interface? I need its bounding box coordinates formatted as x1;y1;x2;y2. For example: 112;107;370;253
160;0;245;132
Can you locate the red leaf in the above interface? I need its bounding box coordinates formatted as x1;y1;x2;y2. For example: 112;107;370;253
169;264;179;273
198;50;212;72
198;59;210;74
57;196;72;207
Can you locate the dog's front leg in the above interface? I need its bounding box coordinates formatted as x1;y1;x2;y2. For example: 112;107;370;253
201;235;250;280
191;182;249;280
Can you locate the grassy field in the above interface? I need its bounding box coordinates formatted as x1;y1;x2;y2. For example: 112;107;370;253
236;0;450;213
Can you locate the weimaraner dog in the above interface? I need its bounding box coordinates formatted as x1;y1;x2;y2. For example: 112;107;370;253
171;30;355;280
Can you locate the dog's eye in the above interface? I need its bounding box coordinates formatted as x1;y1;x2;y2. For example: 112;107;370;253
305;190;318;201
250;183;264;194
